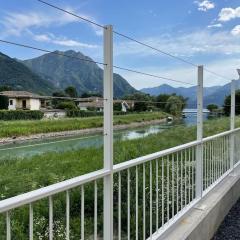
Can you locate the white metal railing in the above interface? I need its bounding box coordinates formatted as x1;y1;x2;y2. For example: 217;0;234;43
0;128;240;239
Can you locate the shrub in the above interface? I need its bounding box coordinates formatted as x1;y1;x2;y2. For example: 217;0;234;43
0;110;44;120
0;96;8;110
66;110;128;118
207;104;219;113
67;110;103;118
57;101;77;110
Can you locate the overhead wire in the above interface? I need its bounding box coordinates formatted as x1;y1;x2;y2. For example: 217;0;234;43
36;0;234;85
0;39;194;86
0;39;106;66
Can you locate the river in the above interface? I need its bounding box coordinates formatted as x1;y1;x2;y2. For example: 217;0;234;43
0;111;209;160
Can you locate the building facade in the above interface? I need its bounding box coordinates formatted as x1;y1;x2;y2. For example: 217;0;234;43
0;91;43;110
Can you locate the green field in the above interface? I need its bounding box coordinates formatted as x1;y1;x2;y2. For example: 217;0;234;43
0;112;168;138
0;116;236;200
0;116;238;239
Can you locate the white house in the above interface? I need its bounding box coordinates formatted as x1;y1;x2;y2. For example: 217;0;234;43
0;91;44;110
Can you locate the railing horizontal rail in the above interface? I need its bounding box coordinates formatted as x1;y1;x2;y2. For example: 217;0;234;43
0;169;110;213
114;128;240;173
202;128;240;143
114;140;199;173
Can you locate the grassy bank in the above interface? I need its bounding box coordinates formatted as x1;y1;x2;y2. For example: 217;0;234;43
0;112;168;138
0;116;238;239
0;116;237;199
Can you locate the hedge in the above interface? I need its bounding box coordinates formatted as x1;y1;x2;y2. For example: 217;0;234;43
66;110;128;118
0;110;44;120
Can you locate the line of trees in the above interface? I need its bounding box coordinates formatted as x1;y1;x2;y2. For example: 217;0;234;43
124;92;187;116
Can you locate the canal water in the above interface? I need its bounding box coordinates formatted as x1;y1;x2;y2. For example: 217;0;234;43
0;111;209;159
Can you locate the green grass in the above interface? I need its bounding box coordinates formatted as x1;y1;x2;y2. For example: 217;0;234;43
0;112;168;138
0;116;238;239
0;116;237;200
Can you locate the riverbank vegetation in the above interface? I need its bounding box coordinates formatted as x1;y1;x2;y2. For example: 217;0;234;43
0;116;237;199
0;116;237;239
0;111;168;138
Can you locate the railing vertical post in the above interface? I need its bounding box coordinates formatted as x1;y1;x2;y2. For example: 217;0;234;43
196;65;203;198
230;80;235;169
103;24;113;240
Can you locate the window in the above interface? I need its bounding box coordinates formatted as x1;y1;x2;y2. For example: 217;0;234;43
9;100;13;105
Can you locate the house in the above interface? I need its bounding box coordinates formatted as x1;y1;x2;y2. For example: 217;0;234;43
77;97;104;112
76;97;135;112
0;91;45;110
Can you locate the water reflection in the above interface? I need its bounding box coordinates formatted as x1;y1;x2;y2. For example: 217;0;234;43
0;111;210;159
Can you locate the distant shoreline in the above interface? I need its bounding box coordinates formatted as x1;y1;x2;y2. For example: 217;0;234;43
0;118;167;145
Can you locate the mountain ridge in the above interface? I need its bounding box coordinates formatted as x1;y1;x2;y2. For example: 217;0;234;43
0;52;55;95
141;81;240;107
23;50;136;97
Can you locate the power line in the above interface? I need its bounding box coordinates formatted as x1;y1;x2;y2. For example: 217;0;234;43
36;0;235;84
114;65;195;86
204;68;233;82
37;0;198;68
0;39;194;86
37;0;105;29
113;31;198;68
0;39;106;66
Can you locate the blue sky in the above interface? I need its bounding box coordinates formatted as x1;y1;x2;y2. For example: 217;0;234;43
0;0;240;89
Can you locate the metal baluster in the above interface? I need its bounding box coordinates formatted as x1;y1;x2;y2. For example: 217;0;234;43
167;155;170;222
49;196;53;240
161;158;164;226
29;203;33;240
136;166;138;240
181;151;183;210
172;154;175;217
66;190;70;240
94;181;98;240
184;150;187;206
150;161;153;237
177;153;179;213
143;163;146;239
156;159;159;232
81;185;85;240
118;172;121;240
127;169;130;240
6;211;11;240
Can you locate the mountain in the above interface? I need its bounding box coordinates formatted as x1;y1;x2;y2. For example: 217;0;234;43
0;52;55;94
141;82;240;107
23;50;136;97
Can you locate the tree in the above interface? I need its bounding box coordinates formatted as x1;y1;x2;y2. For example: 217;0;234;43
207;104;218;113
113;102;122;111
0;95;9;109
165;96;184;116
51;91;67;108
81;92;102;98
156;94;171;110
223;90;240;116
57;101;77;110
0;85;12;92
124;93;152;112
65;86;78;98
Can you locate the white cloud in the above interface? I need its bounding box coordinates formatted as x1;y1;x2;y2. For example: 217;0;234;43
0;8;101;37
218;7;240;22
114;30;240;58
32;33;99;49
207;23;222;28
195;0;215;12
231;25;240;36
